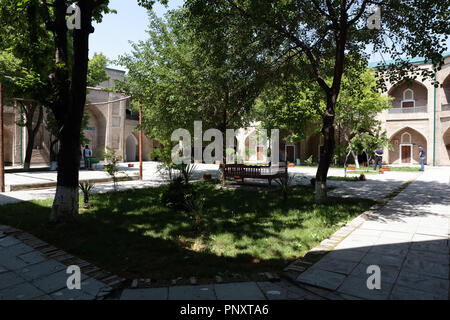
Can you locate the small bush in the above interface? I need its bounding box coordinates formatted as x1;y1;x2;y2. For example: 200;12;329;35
160;176;196;210
304;156;314;166
359;174;366;181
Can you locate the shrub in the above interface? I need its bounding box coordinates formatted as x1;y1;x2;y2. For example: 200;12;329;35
184;191;205;229
160;176;196;210
103;147;121;190
359;174;366;181
79;181;94;209
304;156;314;166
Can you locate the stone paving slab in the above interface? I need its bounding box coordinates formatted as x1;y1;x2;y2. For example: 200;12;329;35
168;285;216;300
18;259;67;281
296;268;347;291
336;275;394;300
293;167;450;300
214;282;266;300
395;269;449;297
390;285;447;300
120;288;169;300
0;272;26;290
0;282;45;300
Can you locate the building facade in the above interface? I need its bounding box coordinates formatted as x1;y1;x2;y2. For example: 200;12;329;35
4;68;159;167
377;53;450;166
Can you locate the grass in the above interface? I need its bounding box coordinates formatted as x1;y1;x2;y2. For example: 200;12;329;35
327;176;360;182
0;182;374;282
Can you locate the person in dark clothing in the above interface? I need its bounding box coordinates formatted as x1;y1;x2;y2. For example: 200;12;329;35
419;145;426;171
83;145;93;169
374;147;383;171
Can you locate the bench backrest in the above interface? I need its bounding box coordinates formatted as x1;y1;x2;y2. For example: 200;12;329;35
221;163;287;177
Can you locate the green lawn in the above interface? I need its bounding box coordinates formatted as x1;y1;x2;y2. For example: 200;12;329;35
327;176;360;181
0;182;374;282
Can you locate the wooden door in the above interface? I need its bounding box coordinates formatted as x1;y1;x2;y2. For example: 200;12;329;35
401;145;411;163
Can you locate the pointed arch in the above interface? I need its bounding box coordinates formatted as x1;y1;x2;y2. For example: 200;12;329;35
388;80;428;109
389;127;427;165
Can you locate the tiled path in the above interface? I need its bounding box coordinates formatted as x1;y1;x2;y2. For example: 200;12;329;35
0;226;119;300
295;166;449;300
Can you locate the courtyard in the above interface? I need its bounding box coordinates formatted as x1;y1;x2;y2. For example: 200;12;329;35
1;163;448;300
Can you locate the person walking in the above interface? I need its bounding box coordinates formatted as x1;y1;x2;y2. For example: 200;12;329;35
83;145;93;169
419;145;426;171
373;147;384;171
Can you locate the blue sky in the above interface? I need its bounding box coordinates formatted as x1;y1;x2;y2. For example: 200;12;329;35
89;0;184;70
90;0;449;71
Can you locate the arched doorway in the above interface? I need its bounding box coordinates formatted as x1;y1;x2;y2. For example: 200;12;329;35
84;106;106;158
388;80;428;112
389;127;427;164
126;134;138;162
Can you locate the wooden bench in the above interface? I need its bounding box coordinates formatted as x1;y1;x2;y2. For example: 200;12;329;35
221;163;288;186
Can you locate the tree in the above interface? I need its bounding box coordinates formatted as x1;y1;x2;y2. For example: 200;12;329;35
38;0;114;223
0;0;54;169
116;9;270;161
87;53;109;87
335;64;392;170
351;124;390;172
183;0;449;203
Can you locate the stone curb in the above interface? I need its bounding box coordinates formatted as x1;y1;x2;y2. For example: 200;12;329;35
0;224;126;300
281;179;416;292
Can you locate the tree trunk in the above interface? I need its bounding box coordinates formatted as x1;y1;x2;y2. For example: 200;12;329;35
315;95;336;203
351;151;360;168
23;128;34;170
49;1;94;223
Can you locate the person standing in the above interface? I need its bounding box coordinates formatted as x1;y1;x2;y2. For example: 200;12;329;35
419;145;426;171
373;147;384;171
83;145;93;169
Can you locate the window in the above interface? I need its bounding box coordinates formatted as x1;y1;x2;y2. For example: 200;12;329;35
401;132;411;144
401;89;415;108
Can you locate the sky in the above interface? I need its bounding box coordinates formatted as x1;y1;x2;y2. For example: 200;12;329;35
90;1;449;71
89;0;184;70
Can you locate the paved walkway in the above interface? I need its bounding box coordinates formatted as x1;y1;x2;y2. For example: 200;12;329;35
0;227;115;300
0;162;419;205
295;166;449;300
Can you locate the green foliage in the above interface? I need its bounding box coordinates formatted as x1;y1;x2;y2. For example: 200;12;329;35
175;163;197;184
79;181;95;209
184;190;205;229
103;147;121;189
87;53;110;87
304;156;314;166
160;176;196;210
116;8;270;146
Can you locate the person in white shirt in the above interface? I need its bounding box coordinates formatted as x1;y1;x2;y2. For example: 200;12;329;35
83;145;93;169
